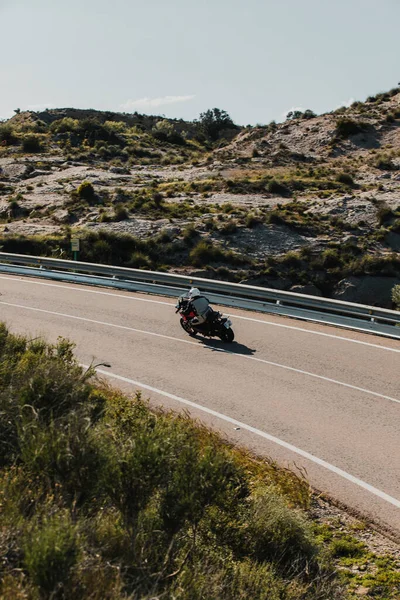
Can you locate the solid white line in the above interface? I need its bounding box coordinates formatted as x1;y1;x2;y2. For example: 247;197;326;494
1;274;399;353
2;299;399;405
90;366;400;510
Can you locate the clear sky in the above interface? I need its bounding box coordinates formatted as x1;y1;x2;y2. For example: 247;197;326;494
1;0;399;124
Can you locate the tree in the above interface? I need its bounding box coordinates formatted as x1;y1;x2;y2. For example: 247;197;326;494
302;109;317;119
286;110;303;121
286;109;316;121
198;108;236;141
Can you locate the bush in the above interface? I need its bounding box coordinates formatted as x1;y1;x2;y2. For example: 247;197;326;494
330;537;365;558
23;511;80;594
220;220;238;235
245;213;262;228
243;486;317;570
77;181;96;202
49;117;79;134
335;118;367;138
128;251;152;268
152;120;185;145
190;240;225;266
182;224;198;244
336;172;355;187
267;180;291;196
374;156;397;171
392;284;400;309
0;124;17;145
377;205;395;226
113;205;129;221
21;134;43;153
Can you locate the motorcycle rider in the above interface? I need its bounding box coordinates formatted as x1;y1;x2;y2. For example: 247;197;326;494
183;287;213;327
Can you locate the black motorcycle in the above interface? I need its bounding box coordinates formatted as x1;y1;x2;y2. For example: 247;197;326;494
176;297;235;342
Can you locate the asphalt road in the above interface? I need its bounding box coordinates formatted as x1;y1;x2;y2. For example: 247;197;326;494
1;274;399;535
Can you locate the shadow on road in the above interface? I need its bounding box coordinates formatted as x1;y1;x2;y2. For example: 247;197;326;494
199;338;256;356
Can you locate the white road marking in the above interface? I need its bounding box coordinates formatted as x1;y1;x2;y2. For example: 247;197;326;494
1;274;399;353
2;299;399;405
234;314;400;353
90;366;400;510
0;274;171;306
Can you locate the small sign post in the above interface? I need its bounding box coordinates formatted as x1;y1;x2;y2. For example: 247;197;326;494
71;238;80;261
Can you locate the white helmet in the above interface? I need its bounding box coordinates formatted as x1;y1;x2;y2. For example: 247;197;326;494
188;287;200;298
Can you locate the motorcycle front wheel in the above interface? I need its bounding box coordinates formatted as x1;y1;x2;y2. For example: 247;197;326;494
219;326;234;343
180;318;196;337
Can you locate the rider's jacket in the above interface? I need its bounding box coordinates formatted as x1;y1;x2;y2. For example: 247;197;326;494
191;295;210;319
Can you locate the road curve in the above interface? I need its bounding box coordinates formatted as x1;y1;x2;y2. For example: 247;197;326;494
1;274;399;534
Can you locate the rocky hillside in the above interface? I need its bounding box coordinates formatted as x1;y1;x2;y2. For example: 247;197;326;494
1;90;399;307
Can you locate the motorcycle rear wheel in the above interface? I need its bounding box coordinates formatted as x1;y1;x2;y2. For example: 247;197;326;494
180;318;196;337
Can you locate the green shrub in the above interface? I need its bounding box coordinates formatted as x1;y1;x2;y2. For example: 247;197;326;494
267;179;290;196
152;120;185;145
113;205;129;221
335;118;367;138
280;251;302;268
374;156;397;171
190;240;225;266
336;172;355;187
182;224;199;244
392;284;400;309
321;248;341;268
267;210;287;225
128;251;152;268
0;124;17;145
243;486;317;571
245;213;262;228
23;511;80;594
330;537;365;558
377;205;395;226
220;220;238;235
49;117;79;134
21;134;43;153
77;181;96;202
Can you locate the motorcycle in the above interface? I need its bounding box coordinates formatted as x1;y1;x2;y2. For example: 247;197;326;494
175;296;235;342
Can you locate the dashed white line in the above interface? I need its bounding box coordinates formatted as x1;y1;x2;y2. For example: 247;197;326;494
90;366;400;510
2;299;399;405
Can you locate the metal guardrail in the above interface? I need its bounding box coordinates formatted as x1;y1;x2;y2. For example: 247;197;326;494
0;252;399;339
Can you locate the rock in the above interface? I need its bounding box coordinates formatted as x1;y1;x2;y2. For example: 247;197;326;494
0;163;31;179
109;166;129;174
332;276;400;308
377;173;391;179
289;284;322;297
26;169;49;178
52;209;70;224
354;586;370;596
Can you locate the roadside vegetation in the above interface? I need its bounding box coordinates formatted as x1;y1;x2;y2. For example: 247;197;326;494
1;223;399;297
0;324;341;599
